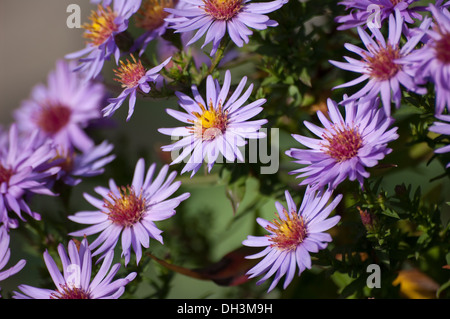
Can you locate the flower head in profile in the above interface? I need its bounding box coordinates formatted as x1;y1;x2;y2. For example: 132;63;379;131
285;97;398;193
14;60;105;153
103;55;172;121
133;0;180;55
158;70;267;177
243;189;342;293
0;124;60;229
52;141;116;187
68;158;190;265
335;0;423;30
13;238;136;299
406;4;450;115
330;9;430;116
429;114;450;168
0;225;26;297
65;0;142;80
164;0;287;56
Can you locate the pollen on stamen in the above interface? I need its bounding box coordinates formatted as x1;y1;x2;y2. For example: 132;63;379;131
187;101;229;140
265;208;307;251
35;103;72;135
103;186;146;227
203;0;244;21
136;0;176;31
365;43;402;81
113;55;147;89
323;124;363;162
83;5;118;46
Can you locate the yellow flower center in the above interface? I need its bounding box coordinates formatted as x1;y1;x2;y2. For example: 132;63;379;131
189;101;229;140
83;5;118;46
266;208;307;251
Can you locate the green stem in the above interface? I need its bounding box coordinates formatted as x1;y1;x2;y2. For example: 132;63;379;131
207;37;231;75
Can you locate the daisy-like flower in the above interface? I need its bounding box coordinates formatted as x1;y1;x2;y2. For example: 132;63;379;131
164;0;287;56
406;4;450;115
0;124;60;229
329;9;430;117
14;60;105;153
429;114;450;168
13;238;136;299
335;0;423;30
103;55;172;121
68;158;190;265
52;141;116;187
133;0;181;55
285;97;398;193
65;0;142;80
243;189;342;293
0;225;26;298
158;70;267;177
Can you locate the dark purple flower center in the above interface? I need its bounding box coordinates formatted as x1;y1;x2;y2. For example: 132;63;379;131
36;104;72;135
324;124;363;162
366;44;402;81
266;208;307;251
103;186;146;227
435;29;450;64
50;284;91;299
203;0;243;21
0;164;13;186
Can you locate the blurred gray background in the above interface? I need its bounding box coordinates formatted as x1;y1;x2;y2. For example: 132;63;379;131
0;0;93;125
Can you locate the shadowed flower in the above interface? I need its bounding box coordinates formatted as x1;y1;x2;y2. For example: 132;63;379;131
329;9;430;116
0;124;60;229
14;60;105;153
103;55;172;121
0;225;26;298
429;114;450;168
13;238;136;299
243;189;342;293
335;0;423;30
68;158;190;265
164;0;287;56
285;97;398;193
405;4;450;114
65;0;142;80
158;70;267;177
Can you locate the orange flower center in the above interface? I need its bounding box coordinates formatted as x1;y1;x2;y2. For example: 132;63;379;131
203;0;243;21
103;186;146;227
266;208;307;251
113;55;147;89
366;44;402;81
136;0;176;31
323;124;363;162
83;5;118;46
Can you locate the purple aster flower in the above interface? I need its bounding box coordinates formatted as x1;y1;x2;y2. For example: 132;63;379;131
103;55;172;121
68;158;190;265
14;60;105;153
243;189;342;293
133;0;182;55
335;0;423;30
164;0;287;56
0;124;60;229
329;9;430;117
429;114;450;168
52;141;116;187
65;0;142;80
405;4;450;115
0;225;26;298
158;70;267;177
285;97;398;193
13;238;136;299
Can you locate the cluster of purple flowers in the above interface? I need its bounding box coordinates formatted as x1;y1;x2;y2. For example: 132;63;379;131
1;0;449;298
